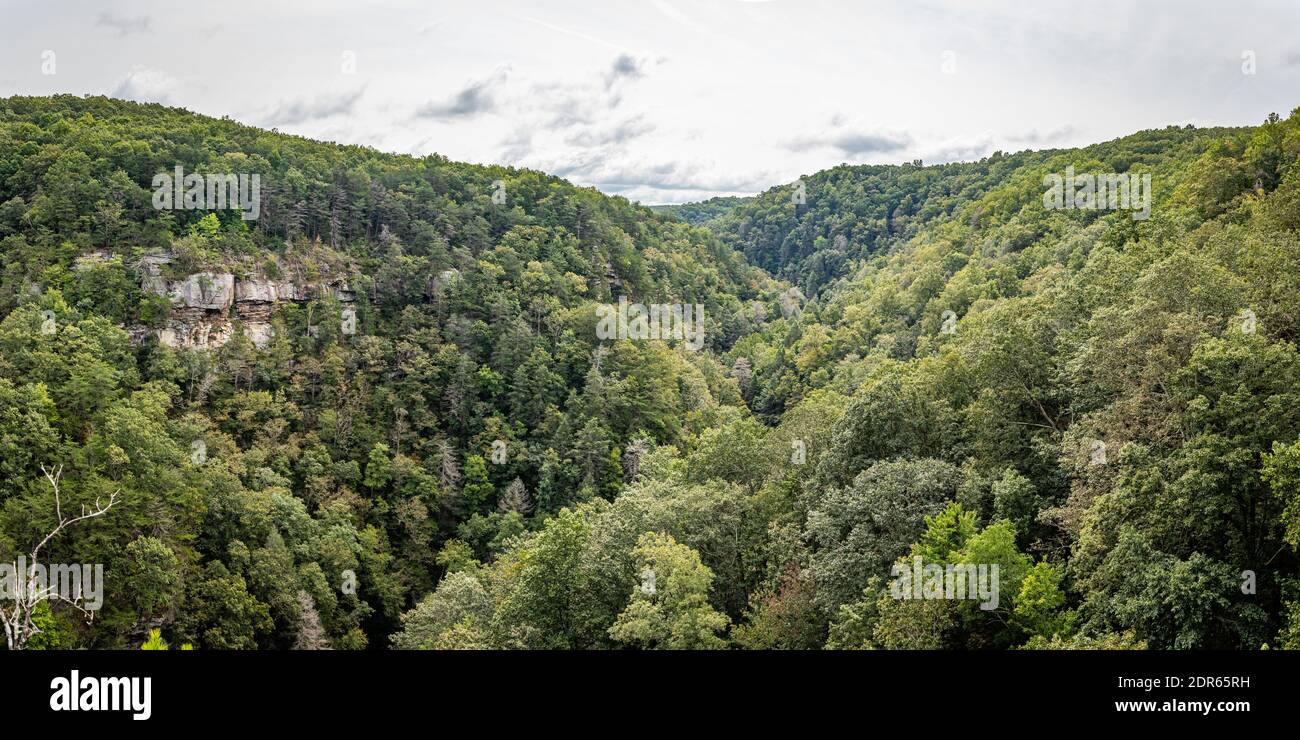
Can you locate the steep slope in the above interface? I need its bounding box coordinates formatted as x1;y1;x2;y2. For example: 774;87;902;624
0;95;782;648
388;110;1300;652
709;109;1300;648
701;126;1245;297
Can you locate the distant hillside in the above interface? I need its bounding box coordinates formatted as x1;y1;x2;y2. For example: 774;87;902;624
650;195;752;225
695;126;1246;297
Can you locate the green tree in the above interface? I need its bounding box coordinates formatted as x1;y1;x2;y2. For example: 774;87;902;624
364;442;393;492
608;532;730;649
176;562;273;650
459;455;494;515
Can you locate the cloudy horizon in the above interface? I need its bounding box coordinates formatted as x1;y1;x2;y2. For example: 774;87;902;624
3;0;1300;204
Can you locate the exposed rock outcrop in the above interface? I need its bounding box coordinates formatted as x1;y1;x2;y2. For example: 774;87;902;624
172;272;235;311
130;252;354;350
235;278;299;303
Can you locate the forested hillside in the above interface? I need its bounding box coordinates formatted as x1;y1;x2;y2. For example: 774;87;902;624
708;112;1300;649
695;126;1243;298
649;196;750;226
0;95;776;649
2;95;1300;650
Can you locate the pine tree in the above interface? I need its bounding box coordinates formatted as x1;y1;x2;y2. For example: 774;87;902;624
536;448;566;513
140;629;168;650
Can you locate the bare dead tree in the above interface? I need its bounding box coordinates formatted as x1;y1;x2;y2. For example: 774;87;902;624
623;438;650;483
292;590;331;650
437;439;461;500
497;477;534;516
1;465;118;650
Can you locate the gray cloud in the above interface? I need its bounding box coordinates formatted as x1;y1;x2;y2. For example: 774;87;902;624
606;54;648;88
262;86;367;126
532;86;597;128
96;12;151;36
564;116;656;147
550;156;771;196
922;137;995;164
534;53;657;128
416;68;510;120
1006;125;1078;144
784;128;912;157
498;128;535;164
828;132;911;156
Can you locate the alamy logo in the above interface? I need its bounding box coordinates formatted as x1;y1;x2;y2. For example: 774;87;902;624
50;670;151;720
890;556;1000;610
152;166;261;220
595;296;706;351
1;557;103;611
1043;166;1151;220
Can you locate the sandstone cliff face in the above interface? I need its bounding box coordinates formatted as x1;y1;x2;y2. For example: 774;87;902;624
171;272;236;311
132;253;354;350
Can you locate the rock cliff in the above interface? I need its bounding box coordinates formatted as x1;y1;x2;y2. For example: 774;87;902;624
131;252;355;349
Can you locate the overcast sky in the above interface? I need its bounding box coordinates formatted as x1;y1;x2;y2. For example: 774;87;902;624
4;0;1300;203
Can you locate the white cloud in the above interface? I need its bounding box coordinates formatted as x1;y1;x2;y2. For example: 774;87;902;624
109;66;176;105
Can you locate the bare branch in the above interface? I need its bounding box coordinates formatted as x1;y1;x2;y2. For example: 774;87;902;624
4;465;119;650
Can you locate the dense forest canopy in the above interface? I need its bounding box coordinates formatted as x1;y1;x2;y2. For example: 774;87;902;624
2;95;1300;650
649;196;751;226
